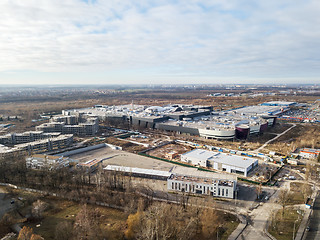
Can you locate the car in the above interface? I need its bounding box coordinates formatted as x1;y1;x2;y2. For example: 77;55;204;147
10;200;15;204
306;226;311;231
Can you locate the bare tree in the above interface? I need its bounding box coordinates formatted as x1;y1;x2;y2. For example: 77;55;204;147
54;221;73;240
73;204;103;240
18;226;33;240
278;189;292;216
32;200;48;220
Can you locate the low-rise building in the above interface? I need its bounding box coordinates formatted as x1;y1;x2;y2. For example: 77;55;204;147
167;173;236;199
104;165;172;180
300;148;320;159
78;159;103;172
26;154;70;170
181;149;258;177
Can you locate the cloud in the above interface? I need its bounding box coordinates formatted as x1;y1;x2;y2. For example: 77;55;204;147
0;0;319;84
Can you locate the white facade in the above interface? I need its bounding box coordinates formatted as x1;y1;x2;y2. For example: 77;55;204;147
167;174;236;199
26;154;70;170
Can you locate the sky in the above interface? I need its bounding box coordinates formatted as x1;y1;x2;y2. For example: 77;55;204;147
0;0;319;85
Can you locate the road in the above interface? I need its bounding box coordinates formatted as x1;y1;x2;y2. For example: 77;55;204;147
237;188;280;240
0;187;13;219
255;123;296;152
304;193;320;240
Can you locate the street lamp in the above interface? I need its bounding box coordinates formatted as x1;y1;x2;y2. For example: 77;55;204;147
293;218;299;240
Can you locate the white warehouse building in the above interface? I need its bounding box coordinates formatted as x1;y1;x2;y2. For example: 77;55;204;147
181;149;258;177
168;173;236;199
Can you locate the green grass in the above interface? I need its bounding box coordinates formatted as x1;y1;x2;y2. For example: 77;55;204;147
268;207;304;240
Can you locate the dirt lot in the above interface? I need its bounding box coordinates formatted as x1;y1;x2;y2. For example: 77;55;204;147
248;162;280;182
146;143;192;160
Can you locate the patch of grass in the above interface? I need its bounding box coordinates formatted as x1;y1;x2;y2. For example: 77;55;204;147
25;199;128;240
221;217;239;240
290;182;312;205
268;207;304;240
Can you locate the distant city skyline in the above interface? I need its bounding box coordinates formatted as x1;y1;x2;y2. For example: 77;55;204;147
0;0;319;85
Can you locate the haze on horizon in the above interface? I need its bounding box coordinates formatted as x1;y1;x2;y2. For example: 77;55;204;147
0;0;319;85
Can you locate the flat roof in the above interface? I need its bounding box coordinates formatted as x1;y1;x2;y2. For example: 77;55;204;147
104;165;172;177
262;101;296;106
182;149;258;169
169;174;234;186
79;158;103;167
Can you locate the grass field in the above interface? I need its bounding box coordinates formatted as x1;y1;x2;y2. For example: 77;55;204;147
268;207;304;240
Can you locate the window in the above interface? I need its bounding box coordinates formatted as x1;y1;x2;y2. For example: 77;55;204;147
226;189;228;196
222;189;224;196
172;182;174;189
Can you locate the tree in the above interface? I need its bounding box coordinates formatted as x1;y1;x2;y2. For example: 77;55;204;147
278;190;292;216
18;226;33;240
32;200;48;219
255;183;262;200
30;234;44;240
200;208;219;239
73;205;103;240
125;211;142;239
54;221;73;240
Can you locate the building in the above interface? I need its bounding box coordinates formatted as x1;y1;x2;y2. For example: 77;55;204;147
261;101;296;107
165;151;179;160
104;165;172;180
59;103;285;140
300;148;320;159
181;149;258;177
15;134;73;154
36;113;99;136
26;154;70;170
78;159;103;172
167;173;236;199
0;131;61;145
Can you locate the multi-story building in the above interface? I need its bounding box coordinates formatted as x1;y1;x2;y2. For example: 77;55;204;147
15;134;73;154
0;131;61;145
26;154;70;170
167;173;236;199
36;114;99;136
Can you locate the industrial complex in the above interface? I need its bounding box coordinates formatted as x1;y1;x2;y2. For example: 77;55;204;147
62;101;295;140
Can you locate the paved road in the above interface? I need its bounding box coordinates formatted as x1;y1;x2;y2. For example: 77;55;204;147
305;193;320;240
255;123;296;152
0;187;13;219
237;188;280;240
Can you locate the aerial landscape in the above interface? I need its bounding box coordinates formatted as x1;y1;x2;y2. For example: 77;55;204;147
0;1;320;240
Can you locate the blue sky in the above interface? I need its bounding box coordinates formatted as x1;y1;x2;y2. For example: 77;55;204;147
0;0;319;85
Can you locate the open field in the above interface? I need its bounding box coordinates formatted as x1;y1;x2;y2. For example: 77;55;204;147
26;199;128;240
268;207;304;240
